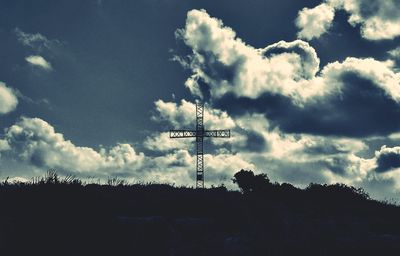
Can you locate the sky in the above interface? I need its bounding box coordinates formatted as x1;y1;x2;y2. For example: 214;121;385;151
1;0;400;200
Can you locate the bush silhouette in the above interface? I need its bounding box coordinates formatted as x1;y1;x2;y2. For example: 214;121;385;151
232;169;272;193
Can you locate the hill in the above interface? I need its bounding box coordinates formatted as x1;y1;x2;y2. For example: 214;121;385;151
0;170;400;256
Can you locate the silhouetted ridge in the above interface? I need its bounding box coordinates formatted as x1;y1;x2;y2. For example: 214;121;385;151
0;169;399;256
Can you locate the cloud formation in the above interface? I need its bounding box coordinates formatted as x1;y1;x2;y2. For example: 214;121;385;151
0;82;18;115
296;3;335;40
2;117;144;173
3;7;400;201
148;97;373;188
0;139;10;152
389;47;400;59
0;117;254;187
153;99;235;130
296;0;400;40
143;132;189;152
25;55;53;70
176;9;400;137
165;9;400;199
176;10;328;103
375;146;400;173
15;28;58;52
151;100;266;152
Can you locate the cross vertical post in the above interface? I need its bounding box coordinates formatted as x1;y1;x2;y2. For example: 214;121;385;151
169;102;230;188
196;102;204;188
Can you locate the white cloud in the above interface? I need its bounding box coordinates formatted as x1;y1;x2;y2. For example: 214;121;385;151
0;81;18;115
0;112;396;199
143;132;191;152
296;3;335;40
176;9;400;120
0;139;10;151
15;28;48;45
25;55;53;71
0;117;254;187
262;40;320;80
205;153;255;185
7;176;30;183
2;117;144;174
153;99;235;130
15;28;57;51
150;99;242;154
321;57;400;102
389;47;400;59
337;0;400;40
151;99;249;151
176;9;327;102
297;0;400;41
178;9;400;106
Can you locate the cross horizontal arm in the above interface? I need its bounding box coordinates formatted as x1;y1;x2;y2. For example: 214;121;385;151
170;130;197;138
170;129;231;138
204;130;230;138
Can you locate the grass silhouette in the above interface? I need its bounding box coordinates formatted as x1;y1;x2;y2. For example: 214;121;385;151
0;169;399;256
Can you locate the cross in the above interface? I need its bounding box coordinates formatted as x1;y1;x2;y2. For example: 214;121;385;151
169;102;230;188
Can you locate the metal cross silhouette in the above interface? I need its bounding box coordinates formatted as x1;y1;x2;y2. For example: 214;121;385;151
169;102;230;188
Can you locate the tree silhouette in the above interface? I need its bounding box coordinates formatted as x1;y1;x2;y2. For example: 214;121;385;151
232;169;272;193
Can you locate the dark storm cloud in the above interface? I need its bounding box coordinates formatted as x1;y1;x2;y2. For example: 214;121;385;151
29;148;47;168
262;158;331;186
220;128;268;153
201;128;267;155
303;143;348;155
376;152;400;173
375;146;400;173
200;51;246;87
215;70;400;137
319;156;352;175
244;131;267;153
196;78;212;101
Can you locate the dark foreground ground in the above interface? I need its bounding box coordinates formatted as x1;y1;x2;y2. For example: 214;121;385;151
1;170;400;256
